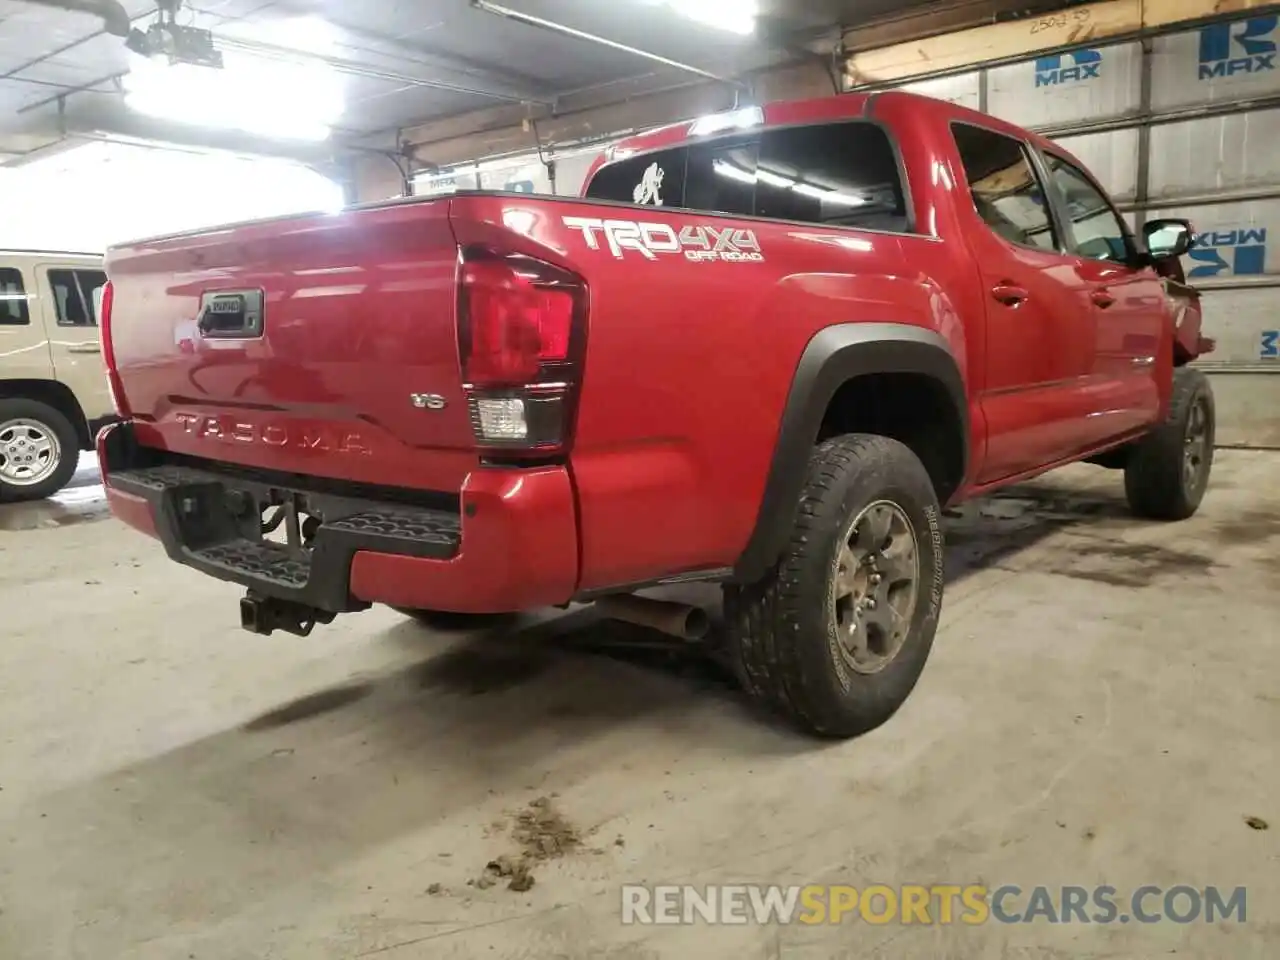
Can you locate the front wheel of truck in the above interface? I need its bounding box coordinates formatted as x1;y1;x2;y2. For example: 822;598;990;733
1124;367;1215;521
724;435;945;739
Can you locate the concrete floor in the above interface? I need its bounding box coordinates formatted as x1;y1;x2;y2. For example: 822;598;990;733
0;452;1276;959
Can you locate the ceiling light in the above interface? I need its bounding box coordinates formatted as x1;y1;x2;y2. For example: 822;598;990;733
688;105;763;137
122;17;344;143
662;0;758;35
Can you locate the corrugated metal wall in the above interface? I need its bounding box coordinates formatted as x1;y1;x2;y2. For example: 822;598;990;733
898;12;1280;447
413;10;1278;447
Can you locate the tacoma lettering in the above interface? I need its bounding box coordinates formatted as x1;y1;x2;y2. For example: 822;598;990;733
174;414;371;456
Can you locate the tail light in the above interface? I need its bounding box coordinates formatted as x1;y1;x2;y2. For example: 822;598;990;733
99;280;131;419
458;247;587;454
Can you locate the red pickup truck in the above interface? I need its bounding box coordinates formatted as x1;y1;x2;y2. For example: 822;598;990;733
97;91;1214;738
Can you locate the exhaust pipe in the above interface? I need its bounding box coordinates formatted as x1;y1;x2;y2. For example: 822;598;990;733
595;595;711;642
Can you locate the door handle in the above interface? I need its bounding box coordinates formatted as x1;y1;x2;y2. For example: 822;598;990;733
1092;290;1116;309
68;341;102;354
991;283;1029;306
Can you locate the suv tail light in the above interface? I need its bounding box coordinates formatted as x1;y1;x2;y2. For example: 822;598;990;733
458;247;587;454
99;280;131;419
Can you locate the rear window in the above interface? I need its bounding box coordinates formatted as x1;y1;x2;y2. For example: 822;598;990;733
586;147;688;208
584;121;910;233
0;268;29;325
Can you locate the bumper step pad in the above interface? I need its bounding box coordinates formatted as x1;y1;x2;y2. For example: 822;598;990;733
110;464;461;613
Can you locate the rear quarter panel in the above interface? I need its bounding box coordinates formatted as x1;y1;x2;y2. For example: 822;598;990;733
450;194;970;592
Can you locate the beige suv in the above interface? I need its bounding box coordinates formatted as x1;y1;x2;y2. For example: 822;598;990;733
0;250;114;501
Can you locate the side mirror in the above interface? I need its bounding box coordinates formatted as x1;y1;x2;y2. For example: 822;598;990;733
92;286;105;323
1144;218;1195;260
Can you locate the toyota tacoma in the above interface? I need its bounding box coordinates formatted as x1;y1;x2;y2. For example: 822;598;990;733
96;91;1215;738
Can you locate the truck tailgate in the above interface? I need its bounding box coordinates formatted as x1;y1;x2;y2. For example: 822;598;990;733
105;199;477;491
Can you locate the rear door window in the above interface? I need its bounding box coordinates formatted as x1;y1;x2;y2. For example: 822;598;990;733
0;268;29;325
754;123;909;232
952;123;1058;252
684;138;759;217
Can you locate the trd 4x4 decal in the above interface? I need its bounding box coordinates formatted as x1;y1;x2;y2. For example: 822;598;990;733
562;217;764;263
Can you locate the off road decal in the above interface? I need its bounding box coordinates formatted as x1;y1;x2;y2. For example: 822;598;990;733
563;217;764;263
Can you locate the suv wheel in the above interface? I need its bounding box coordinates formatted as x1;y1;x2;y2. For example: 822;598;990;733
725;435;945;739
1124;368;1215;521
0;399;80;502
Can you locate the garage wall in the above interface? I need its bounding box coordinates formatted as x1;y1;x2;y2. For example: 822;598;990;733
412;144;605;199
896;12;1280;447
0;141;345;252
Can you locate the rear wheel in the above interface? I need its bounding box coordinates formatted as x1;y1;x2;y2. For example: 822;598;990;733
0;399;79;502
724;434;945;739
1124;368;1215;521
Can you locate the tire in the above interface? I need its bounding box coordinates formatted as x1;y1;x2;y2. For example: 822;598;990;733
1124;368;1215;521
0;399;80;502
724;434;946;739
392;608;513;632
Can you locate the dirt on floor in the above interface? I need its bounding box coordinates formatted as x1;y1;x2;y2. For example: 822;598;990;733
0;452;1277;959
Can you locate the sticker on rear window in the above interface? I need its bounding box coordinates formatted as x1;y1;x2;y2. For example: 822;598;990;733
633;163;665;206
563;217;763;263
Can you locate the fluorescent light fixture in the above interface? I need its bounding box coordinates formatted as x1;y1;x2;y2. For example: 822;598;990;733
712;159;871;208
663;0;758;35
689;105;764;137
793;183;870;206
711;159;757;185
123;17;344;142
755;168;794;189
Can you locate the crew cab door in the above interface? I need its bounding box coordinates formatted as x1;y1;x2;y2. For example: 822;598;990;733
36;264;113;421
950;122;1100;482
1036;151;1165;440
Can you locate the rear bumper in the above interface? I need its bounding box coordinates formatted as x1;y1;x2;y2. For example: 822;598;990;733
97;422;579;615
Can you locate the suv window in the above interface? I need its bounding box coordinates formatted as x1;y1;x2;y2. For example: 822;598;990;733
755;123;909;232
48;268;107;327
0;268;29;325
952;123;1056;252
1043;154;1132;263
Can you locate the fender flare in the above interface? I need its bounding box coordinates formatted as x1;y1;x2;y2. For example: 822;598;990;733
732;322;969;583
